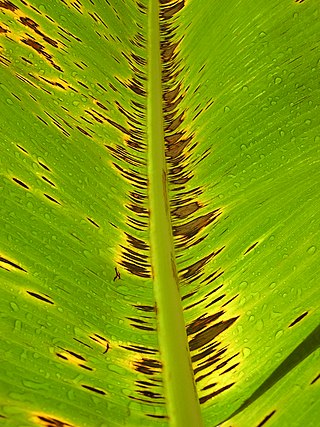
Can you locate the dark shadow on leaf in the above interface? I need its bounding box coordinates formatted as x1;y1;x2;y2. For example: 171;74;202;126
222;324;320;423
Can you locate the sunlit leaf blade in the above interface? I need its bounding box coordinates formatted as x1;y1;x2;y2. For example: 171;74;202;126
173;0;320;425
1;0;320;426
0;1;167;425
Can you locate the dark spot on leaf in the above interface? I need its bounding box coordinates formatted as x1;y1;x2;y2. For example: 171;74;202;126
42;176;55;187
244;241;259;255
220;362;240;375
79;364;93;371
201;382;217;391
38;161;51;171
27;291;53;304
201;270;224;285
179;248;223;283
0;1;18;12
146;414;168;419
256;410;276;427
205;294;226;308
131;324;155;332
87;217;99;228
73;338;93;349
199;383;234;404
192;342;219;363
222;294;239;307
44;193;61;205
76;126;92;137
16;144;28;154
181;291;197;301
65;350;85;361
138;390;164;400
12;177;29;189
35;415;74;427
56;353;68;360
81;384;106;395
134;358;162;375
171;201;201;219
189;317;238;351
120;344;157;355
187;312;224;335
0;256;27;272
289;311;308;327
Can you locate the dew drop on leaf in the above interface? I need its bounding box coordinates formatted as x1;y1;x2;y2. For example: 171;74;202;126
22;379;44;390
239;281;248;289
307;246;316;255
256;319;264;331
243;347;251;358
14;320;22;332
10;302;19;312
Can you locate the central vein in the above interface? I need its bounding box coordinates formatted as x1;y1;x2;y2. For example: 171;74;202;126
147;1;203;426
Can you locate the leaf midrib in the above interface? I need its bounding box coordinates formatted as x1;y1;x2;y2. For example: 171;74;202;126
147;1;203;426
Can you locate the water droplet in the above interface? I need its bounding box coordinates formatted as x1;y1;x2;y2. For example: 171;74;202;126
243;347;251;358
269;282;276;289
239;296;246;306
275;330;283;339
22;379;45;390
274;77;282;85
239;281;248;289
307;246;316;255
242;85;248;92
259;31;267;38
224;106;231;113
237;325;243;334
14;320;22;332
10;302;19;312
240;144;247;151
256;319;264;331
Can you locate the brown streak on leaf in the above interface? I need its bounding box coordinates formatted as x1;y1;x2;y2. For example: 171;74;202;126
189;317;238;351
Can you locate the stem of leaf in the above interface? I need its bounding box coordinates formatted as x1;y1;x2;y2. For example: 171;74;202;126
147;1;203;426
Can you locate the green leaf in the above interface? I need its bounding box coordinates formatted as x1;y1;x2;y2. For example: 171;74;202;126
0;0;319;426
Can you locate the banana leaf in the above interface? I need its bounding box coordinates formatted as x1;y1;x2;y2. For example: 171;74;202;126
0;0;319;426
